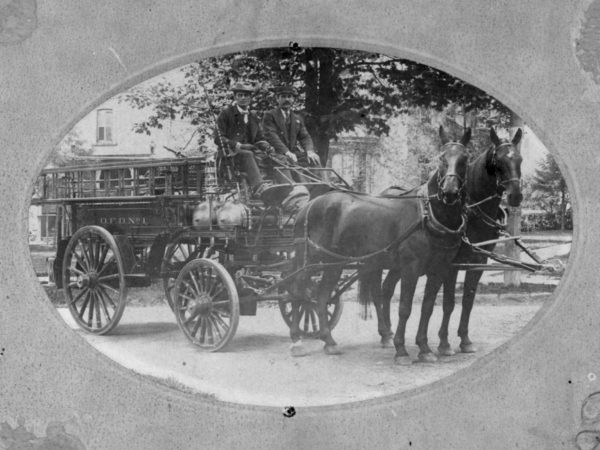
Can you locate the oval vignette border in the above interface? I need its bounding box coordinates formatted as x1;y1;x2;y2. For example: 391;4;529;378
1;2;593;449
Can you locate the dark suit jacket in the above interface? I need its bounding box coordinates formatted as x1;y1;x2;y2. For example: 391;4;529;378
214;104;265;155
262;108;314;157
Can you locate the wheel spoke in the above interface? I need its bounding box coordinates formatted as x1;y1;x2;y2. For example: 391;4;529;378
96;289;112;321
87;290;95;327
98;282;119;295
212;311;230;331
72;249;89;272
199;316;207;343
96;255;115;277
190;314;202;337
94;291;102;328
98;273;120;282
208;315;222;342
183;309;202;325
205;318;214;345
181;279;199;297
178;291;199;303
96;284;117;310
97;243;109;268
87;237;96;270
189;269;202;296
68;288;88;306
77;291;91;319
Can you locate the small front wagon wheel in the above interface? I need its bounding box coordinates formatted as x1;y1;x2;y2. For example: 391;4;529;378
62;225;127;335
173;259;239;351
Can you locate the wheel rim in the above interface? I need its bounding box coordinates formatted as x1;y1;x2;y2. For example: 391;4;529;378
173;259;239;351
62;226;127;334
279;272;344;338
162;234;202;311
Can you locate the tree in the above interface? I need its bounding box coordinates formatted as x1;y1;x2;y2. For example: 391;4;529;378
119;46;508;163
528;153;569;230
49;130;93;167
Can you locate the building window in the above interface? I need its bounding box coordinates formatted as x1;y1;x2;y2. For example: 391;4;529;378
96;109;114;144
39;213;56;242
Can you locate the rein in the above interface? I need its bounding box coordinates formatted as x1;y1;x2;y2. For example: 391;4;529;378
299;183;467;265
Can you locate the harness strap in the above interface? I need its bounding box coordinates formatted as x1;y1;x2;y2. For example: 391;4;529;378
305;219;423;263
420;184;467;237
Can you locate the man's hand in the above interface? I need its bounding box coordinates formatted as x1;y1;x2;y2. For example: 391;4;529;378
307;151;321;165
239;143;255;151
286;151;298;163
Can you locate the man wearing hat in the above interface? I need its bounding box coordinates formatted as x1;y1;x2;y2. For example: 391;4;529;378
214;82;271;198
262;85;321;168
262;84;321;206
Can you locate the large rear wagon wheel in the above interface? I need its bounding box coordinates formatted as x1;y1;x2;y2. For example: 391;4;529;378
279;271;348;338
161;232;203;311
62;225;127;335
173;259;239;352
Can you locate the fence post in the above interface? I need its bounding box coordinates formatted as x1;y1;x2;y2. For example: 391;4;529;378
504;206;522;286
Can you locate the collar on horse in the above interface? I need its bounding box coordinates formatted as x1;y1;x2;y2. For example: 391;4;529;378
419;184;468;240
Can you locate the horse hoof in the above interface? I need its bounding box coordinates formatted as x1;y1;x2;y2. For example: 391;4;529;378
418;352;438;363
290;342;308;357
438;346;455;357
324;344;342;355
460;343;477;353
394;355;413;366
381;338;394;348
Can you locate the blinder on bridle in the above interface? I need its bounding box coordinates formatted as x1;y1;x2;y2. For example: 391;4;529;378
490;141;520;194
436;141;467;204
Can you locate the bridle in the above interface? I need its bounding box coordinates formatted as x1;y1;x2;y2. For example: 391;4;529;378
465;141;521;230
436;141;467;205
490;142;520;192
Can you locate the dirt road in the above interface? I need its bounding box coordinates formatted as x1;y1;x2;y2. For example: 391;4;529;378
58;299;544;407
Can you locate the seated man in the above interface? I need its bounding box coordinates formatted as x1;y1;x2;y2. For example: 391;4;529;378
262;84;322;207
214;82;271;198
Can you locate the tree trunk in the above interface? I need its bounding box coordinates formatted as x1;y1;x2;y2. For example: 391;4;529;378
303;48;336;164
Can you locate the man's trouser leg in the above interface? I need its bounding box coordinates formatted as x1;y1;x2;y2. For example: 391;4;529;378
235;150;262;189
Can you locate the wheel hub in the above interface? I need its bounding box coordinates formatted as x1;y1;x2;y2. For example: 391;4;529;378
76;271;99;289
187;293;213;315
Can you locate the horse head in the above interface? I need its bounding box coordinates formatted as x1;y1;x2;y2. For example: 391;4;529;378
488;127;523;207
437;126;471;205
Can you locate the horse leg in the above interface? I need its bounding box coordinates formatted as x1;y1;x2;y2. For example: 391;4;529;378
415;275;443;363
393;274;418;365
289;274;308;357
458;270;484;353
318;267;344;355
379;269;400;347
438;269;458;356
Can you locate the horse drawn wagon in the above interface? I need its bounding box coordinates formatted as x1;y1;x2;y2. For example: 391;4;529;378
31;154;355;351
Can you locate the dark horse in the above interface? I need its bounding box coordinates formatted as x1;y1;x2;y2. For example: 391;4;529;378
287;126;470;360
437;127;523;355
377;127;523;359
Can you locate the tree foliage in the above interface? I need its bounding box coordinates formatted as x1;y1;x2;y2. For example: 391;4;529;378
526;153;570;230
119;46;510;162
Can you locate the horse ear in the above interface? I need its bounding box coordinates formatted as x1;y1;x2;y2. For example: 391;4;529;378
460;127;472;146
439;125;449;145
490;127;500;147
512;128;523;146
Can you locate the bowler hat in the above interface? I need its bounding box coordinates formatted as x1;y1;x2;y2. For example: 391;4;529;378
230;82;254;93
275;84;298;96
